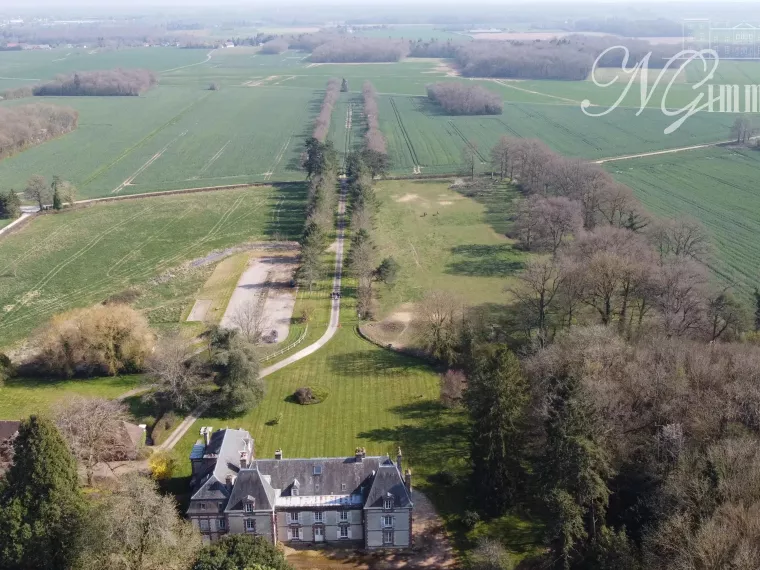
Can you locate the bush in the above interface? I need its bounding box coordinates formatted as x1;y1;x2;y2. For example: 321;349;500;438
192;534;293;570
34;304;154;377
293;386;328;405
148;449;177;481
0;353;13;384
430;469;458;486
208;82;220;91
149;411;179;445
103;287;141;305
462;510;481;529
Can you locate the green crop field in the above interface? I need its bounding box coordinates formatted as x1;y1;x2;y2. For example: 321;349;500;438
609;146;760;302
0;184;306;348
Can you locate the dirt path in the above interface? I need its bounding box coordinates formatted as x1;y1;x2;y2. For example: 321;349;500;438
160;50;214;73
595;140;736;164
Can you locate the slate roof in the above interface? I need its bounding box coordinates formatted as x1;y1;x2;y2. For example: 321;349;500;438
189;429;413;513
225;468;277;512
365;463;413;509
190;428;251;502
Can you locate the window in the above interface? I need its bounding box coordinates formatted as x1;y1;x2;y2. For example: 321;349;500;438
383;530;394;545
245;519;255;533
314;511;323;522
289;512;299;523
244;502;253;513
291;527;300;540
199;519;210;531
340;526;349;539
199;503;206;511
292;487;299;496
218;518;226;530
341;483;347;492
384;498;393;510
382;515;394;528
315;483;320;492
313;465;322;475
339;510;349;521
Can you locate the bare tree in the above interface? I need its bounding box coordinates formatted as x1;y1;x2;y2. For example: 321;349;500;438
490;136;511;179
462;142;479;179
706;290;748;341
440;369;467;408
427;82;503;115
24;174;51;210
509;258;564;344
0;105;79;161
731;115;755;144
648;217;711;263
229;298;269;344
146;336;205;411
654;259;709;338
415;291;466;365
80;474;201;570
54;396;132;486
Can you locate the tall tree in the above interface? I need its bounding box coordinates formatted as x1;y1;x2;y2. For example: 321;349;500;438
0;415;86;570
80;474;200;570
23;174;50;211
542;374;612;569
214;338;264;416
465;345;529;516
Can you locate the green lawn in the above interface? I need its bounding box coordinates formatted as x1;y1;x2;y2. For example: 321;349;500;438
0;374;145;420
0;185;306;348
371;179;526;317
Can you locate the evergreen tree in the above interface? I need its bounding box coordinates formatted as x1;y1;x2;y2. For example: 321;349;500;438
375;257;400;287
215;339;264;416
52;187;63;210
340;78;349;92
465;344;529;516
303;138;338;179
0;415;86;570
542;374;613;569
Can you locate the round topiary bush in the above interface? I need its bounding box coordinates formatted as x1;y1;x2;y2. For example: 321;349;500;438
292;386;328;405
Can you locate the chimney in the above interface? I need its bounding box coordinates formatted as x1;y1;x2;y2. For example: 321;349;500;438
355;447;364;463
239;450;248;469
244;436;255;460
225;474;234;490
274;448;283;460
396;447;403;473
404;469;412;495
200;426;213;447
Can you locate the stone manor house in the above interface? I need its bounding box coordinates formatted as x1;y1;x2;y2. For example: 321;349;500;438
187;427;414;548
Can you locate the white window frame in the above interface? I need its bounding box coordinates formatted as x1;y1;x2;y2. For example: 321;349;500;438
218;518;226;530
382;515;394;528
199;519;210;531
384;498;393;510
383;530;394;545
292;487;299;496
244;519;255;533
244;502;253;513
314;511;323;522
289;511;300;523
341;483;347;491
339;510;349;521
292;526;300;540
339;525;349;539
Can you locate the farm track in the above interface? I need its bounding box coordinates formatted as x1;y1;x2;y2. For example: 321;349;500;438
448;121;488;162
112;130;188;193
389;97;421;173
80;92;211;191
192;140;232;180
264;136;292;181
160;51;213;74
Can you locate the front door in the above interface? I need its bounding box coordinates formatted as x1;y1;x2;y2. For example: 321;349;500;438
314;526;324;542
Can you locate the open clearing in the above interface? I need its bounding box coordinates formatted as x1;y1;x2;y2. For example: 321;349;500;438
220;253;299;344
0;185;307;348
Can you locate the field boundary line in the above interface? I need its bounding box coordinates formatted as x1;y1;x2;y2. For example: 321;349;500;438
389;97;421;171
595;140;738;164
264;136;292;181
112;130;188;193
192;140;232;180
448;121;488;162
491;78;585;105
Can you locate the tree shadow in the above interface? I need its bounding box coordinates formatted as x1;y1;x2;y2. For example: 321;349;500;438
263;183;308;240
327;349;433;377
446;244;524;277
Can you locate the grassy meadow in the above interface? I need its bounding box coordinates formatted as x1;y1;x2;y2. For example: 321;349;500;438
0;184;307;348
371;179;525;316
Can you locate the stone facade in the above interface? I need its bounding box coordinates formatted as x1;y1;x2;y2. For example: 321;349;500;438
188;427;413;548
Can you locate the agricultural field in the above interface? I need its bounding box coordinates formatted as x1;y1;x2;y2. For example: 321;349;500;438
609;146;760;303
0;184;306;348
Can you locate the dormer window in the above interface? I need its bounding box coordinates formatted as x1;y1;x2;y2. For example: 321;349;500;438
244;501;254;513
384;497;394;510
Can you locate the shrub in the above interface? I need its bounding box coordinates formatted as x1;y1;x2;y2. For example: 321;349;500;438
462;510;481;529
0;353;13;384
208;82;220;91
293;386;328;405
149;412;179;445
34;304;154;377
149;449;177;480
103;287;141;305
